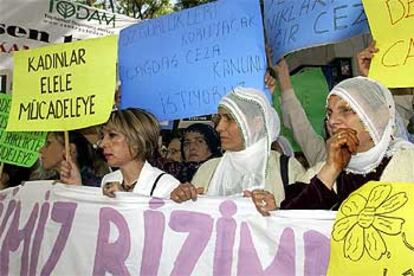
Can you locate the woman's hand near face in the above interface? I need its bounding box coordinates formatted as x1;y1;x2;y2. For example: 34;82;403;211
318;128;359;189
244;189;277;216
59;158;82;185
170;182;204;203
326;128;359;169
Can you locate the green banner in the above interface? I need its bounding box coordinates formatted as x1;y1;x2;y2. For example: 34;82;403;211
0;93;45;167
273;68;329;152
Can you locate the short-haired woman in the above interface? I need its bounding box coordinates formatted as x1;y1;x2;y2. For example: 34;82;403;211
61;108;180;198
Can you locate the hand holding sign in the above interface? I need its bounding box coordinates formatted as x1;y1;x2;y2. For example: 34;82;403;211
356;41;378;77
59;158;82;186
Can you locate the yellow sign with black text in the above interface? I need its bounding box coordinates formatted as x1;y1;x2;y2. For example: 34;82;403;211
7;35;117;131
363;0;414;88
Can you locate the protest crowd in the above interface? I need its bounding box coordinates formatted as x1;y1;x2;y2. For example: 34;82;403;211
1;0;414;274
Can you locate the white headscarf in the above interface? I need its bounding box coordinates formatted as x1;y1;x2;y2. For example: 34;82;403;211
328;77;413;174
206;87;280;196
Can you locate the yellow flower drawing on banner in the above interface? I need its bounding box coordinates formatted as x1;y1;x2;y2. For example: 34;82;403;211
332;184;408;261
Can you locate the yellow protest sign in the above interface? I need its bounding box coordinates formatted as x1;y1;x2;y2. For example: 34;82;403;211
7;35;117;131
328;181;414;276
362;0;414;88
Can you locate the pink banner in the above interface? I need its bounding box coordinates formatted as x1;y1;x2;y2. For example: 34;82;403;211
0;181;334;275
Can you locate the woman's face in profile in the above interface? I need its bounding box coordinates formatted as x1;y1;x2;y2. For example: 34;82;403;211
39;134;64;171
167;138;182;162
215;108;244;151
326;95;374;152
99;127;135;167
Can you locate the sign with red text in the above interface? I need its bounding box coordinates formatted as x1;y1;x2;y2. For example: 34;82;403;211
0;0;137;94
6;36;117;131
363;0;414;87
0;181;334;275
0;0;137;71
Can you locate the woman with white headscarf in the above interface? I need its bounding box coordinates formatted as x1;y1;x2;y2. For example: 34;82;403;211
170;87;305;210
272;77;414;210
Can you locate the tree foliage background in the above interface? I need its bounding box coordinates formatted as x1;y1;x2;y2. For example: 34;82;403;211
74;0;214;19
